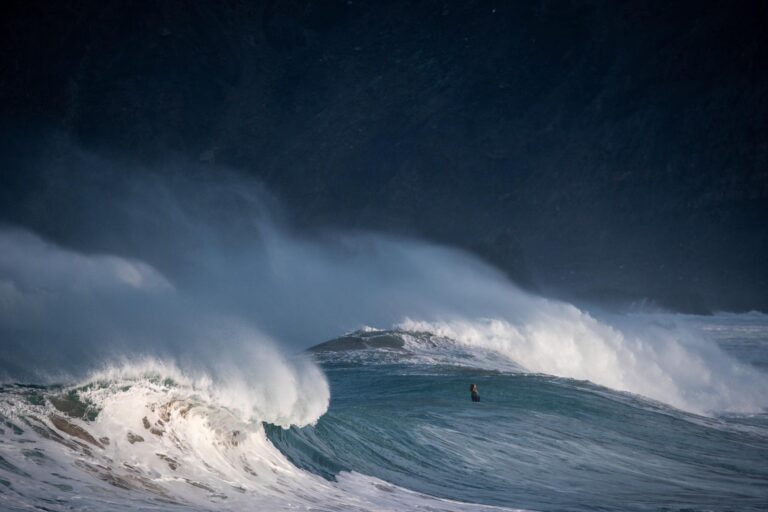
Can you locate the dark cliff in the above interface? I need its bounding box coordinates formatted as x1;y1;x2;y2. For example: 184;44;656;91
1;0;766;312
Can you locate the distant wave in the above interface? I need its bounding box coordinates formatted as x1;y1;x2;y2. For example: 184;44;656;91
314;314;768;416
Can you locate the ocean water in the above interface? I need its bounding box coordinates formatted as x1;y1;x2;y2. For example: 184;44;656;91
1;315;767;511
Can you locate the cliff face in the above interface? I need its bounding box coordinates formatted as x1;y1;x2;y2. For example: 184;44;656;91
2;0;767;312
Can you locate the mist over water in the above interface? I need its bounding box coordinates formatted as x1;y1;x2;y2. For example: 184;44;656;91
0;160;767;417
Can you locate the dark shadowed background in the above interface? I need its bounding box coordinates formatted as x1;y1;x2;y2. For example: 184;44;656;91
1;0;766;313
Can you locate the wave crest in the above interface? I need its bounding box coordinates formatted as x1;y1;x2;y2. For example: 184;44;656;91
84;356;329;429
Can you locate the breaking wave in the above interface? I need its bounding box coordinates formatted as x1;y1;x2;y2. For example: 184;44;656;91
0;361;516;511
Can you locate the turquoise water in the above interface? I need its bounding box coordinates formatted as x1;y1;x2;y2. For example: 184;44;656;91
269;357;768;511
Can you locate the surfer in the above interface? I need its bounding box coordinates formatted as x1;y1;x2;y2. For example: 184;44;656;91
470;383;480;402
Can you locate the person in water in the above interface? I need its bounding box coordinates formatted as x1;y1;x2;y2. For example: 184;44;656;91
470;383;480;402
